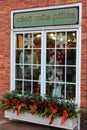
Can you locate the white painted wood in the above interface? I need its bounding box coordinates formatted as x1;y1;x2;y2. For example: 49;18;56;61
5;110;77;130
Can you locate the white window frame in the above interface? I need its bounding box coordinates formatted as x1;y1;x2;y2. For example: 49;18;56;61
10;3;82;107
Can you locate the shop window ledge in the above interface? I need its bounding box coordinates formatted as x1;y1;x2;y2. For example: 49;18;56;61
5;110;77;130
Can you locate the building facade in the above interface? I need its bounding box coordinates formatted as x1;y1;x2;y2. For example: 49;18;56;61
0;0;87;130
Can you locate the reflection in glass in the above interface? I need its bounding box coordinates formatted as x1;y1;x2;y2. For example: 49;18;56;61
67;31;76;48
67;49;76;65
24;50;32;64
33;66;40;80
56;49;65;65
52;83;64;98
56;32;66;48
15;81;22;94
66;67;76;83
33;50;39;64
46;66;55;81
46;49;55;64
15;65;23;79
56;67;64;82
33;33;41;48
46;83;53;96
47;32;55;48
33;81;40;93
66;84;75;99
16;34;23;48
24;33;32;48
24;81;31;92
16;50;23;64
24;65;31;79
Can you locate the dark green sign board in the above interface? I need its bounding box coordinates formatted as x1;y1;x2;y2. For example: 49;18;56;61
13;6;79;28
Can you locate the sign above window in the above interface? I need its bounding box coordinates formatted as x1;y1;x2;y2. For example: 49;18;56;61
13;6;79;28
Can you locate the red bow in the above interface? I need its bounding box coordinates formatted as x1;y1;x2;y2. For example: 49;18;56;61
17;103;22;115
61;110;68;125
49;106;57;124
50;106;57;114
29;103;38;115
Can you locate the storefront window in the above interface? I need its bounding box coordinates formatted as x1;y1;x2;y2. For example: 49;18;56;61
15;30;77;99
45;31;76;99
15;33;41;94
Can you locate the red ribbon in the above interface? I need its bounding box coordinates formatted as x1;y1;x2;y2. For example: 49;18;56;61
17;103;22;115
49;106;57;124
61;110;68;125
49;115;54;124
29;103;38;115
50;106;57;114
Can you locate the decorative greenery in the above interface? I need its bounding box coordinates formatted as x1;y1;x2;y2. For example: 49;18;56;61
0;91;80;125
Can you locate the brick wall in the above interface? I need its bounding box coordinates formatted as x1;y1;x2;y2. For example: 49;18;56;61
0;0;87;129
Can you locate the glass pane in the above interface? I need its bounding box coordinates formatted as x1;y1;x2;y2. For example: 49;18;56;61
46;83;53;96
16;34;23;48
24;81;31;92
67;49;76;65
66;67;76;83
47;32;55;48
24;33;32;48
33;50;39;64
56;67;65;82
24;65;31;79
15;81;22;94
66;84;75;99
33;66;41;80
56;49;65;65
15;65;23;79
56;32;66;48
52;83;64;98
46;49;55;64
24;50;32;64
67;31;76;48
33;33;41;48
33;81;40;94
16;50;23;64
46;66;55;81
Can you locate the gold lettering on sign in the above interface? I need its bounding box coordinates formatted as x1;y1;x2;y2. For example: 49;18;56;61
16;15;32;22
52;12;75;20
34;14;50;21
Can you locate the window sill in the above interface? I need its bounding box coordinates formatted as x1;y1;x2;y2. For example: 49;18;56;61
5;110;77;130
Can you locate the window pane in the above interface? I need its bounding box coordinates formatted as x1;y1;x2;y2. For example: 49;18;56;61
33;66;41;80
46;49;55;64
66;84;75;99
16;34;23;48
56;49;65;65
66;67;76;83
15;65;23;79
16;50;22;64
47;32;55;48
24;33;32;48
15;81;22;94
24;50;32;64
56;32;66;48
24;81;31;92
67;49;76;65
56;67;65;82
67;31;76;48
52;83;64;98
46;66;55;81
24;65;31;79
33;81;40;93
33;33;41;49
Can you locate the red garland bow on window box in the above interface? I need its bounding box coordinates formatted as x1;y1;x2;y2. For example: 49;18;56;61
0;91;80;125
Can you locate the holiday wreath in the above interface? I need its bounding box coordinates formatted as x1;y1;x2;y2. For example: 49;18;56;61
0;91;80;125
